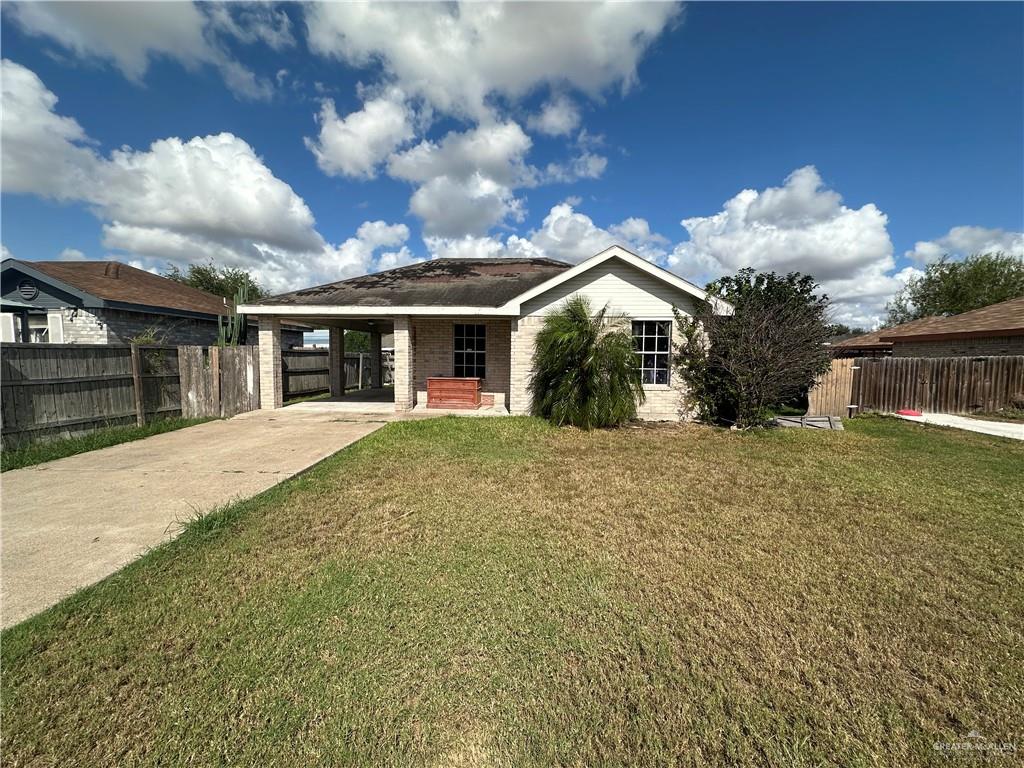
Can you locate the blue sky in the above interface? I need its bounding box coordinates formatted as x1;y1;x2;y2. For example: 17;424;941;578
2;1;1022;326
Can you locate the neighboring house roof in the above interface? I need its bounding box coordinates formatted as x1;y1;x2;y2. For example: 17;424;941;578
256;258;572;309
878;295;1024;342
830;328;893;351
3;258;232;318
242;246;731;317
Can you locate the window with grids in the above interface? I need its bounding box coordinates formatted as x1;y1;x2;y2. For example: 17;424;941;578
453;323;486;378
632;320;670;385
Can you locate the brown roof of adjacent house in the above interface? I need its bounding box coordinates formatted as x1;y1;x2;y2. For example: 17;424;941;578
257;258;573;308
877;295;1024;342
830;328;893;350
26;260;232;317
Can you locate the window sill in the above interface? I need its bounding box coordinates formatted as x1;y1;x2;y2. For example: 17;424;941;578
641;383;674;391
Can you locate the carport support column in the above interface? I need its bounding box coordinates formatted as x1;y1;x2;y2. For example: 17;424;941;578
258;317;283;409
393;315;414;411
329;327;345;398
369;330;382;388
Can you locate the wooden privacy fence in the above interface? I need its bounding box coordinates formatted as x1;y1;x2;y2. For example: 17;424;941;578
178;345;260;419
282;349;395;400
808;355;1024;416
1;343;181;447
806;358;856;417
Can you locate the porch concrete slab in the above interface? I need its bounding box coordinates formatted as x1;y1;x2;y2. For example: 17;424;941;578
1;409;388;628
897;413;1024;441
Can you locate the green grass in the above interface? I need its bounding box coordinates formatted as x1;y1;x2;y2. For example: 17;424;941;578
0;417;214;472
970;407;1024;423
283;390;331;405
2;416;1022;766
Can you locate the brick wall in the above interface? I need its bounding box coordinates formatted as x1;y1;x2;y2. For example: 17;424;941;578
101;308;222;346
510;314;690;420
893;335;1024;358
60;307;108;344
258;317;282;409
411;317;511;408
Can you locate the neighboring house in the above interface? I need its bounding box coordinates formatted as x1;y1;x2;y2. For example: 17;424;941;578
241;245;731;419
829;329;894;358
1;258;304;348
877;296;1024;357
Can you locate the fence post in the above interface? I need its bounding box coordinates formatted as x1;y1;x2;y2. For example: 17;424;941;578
210;346;222;418
130;343;146;426
358;352;364;390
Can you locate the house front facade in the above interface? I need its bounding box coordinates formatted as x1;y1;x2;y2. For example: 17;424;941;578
242;246;729;420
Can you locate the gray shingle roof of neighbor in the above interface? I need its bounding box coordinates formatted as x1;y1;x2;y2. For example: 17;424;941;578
256;258;573;308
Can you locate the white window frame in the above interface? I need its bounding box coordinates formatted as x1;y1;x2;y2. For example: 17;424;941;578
632;318;672;387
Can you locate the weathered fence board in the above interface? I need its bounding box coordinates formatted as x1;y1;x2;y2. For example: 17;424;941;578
282;349;394;399
809;355;1024;417
220;346;260;417
807;358;856;416
851;355;1024;414
1;343;180;446
282;349;330;398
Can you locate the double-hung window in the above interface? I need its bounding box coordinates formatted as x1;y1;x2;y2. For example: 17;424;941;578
453;323;486;378
632;320;670;385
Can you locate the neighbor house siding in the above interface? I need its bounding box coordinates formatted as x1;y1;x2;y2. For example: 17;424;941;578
511;261;704;420
411;317;511;408
892;336;1024;358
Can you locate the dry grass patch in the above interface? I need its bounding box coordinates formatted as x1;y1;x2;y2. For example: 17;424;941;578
2;416;1022;767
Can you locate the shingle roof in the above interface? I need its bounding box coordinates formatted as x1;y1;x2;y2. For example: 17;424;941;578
878;295;1024;341
830;329;893;350
256;258;572;308
26;260;231;317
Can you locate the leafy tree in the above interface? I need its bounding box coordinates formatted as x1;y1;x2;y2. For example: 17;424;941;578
886;252;1024;325
344;330;370;353
826;323;867;337
530;295;644;429
675;269;833;428
165;261;269;301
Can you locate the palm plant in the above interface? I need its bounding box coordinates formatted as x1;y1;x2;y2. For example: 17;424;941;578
529;295;644;429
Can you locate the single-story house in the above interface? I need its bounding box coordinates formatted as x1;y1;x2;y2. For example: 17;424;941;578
1;258;304;348
829;328;894;358
240;245;731;419
876;296;1024;357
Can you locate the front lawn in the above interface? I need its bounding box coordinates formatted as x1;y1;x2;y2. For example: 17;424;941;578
3;417;1021;766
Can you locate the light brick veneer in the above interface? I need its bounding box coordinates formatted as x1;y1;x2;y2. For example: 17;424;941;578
510;314;690;420
258;317;282;409
893;336;1024;358
411;317;511;408
393;316;414;410
329;327;345;397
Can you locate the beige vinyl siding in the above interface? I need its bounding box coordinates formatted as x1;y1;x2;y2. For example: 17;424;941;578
520;260;702;319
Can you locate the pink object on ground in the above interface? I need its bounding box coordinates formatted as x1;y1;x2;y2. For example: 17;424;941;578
897;409;923;417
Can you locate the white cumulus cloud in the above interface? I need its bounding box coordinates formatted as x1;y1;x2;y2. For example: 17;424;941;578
5;1;278;100
528;95;581;136
668;166;904;325
306;90;415;179
304;1;680;120
0;59;408;292
905;225;1024;263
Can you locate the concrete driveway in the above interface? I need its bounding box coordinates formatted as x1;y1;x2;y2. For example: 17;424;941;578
897;413;1024;441
1;408;389;628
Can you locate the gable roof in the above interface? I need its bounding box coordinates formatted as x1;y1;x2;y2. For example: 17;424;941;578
255;258;570;309
497;245;730;314
242;246;729;317
878;296;1024;342
4;258;232;318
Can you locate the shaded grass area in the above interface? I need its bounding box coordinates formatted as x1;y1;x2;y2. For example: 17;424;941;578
971;408;1024;423
2;416;1022;766
0;417;214;472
